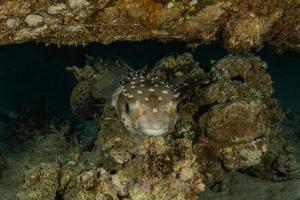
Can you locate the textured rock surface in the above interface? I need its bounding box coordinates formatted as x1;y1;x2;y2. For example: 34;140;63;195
0;0;299;52
15;163;60;200
200;172;300;200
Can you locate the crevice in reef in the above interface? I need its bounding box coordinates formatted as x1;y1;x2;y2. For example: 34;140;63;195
231;75;245;83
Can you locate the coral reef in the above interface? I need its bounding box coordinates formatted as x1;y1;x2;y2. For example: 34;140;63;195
66;57;129;120
72;120;99;152
0;0;299;52
15;53;298;199
15;163;60;200
0;111;74;199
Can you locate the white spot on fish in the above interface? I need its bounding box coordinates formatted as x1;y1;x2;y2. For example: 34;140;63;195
149;88;155;92
154;84;159;87
137;90;143;94
130;85;136;89
144;97;149;101
140;84;145;87
153;108;158;113
158;96;163;101
135;100;141;106
128;94;134;98
162;90;168;94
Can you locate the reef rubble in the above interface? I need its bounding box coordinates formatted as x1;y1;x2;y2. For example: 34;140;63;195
0;0;299;52
14;53;299;200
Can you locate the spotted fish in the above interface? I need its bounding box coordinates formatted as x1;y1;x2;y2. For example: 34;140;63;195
69;61;194;136
111;71;182;136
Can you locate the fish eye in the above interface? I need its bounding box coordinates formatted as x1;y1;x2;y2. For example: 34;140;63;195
124;102;130;114
176;102;182;113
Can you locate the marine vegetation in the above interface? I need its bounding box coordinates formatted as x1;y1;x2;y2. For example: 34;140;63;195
15;53;299;200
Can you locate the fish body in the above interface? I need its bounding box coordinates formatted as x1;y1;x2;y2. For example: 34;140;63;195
69;60;191;136
112;72;181;136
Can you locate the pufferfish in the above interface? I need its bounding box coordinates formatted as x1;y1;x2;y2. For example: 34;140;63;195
111;72;182;136
69;63;187;136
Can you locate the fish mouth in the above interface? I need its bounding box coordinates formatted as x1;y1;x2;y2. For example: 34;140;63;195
140;128;169;136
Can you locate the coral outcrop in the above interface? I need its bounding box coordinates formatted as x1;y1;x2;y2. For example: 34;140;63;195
15;163;60;200
15;53;298;199
0;0;299;52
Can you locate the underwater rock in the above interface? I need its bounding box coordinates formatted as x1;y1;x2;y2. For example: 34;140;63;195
24;14;44;27
15;163;60;200
220;139;267;169
200;99;267;144
152;53;210;100
6;18;20;29
73;120;100;151
47;4;67;15
174;108;198;141
68;0;90;10
0;0;299;52
153;53;203;80
200;172;300;200
244;129;300;180
194;54;298;173
89;112;206;200
67;58;128;119
224;11;283;52
196;55;273;106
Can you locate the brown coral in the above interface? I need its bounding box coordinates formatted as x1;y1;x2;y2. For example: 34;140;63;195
199;99;267;144
224;11;282;52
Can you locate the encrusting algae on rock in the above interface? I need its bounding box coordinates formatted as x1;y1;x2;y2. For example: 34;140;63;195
15;53;299;200
0;0;299;52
